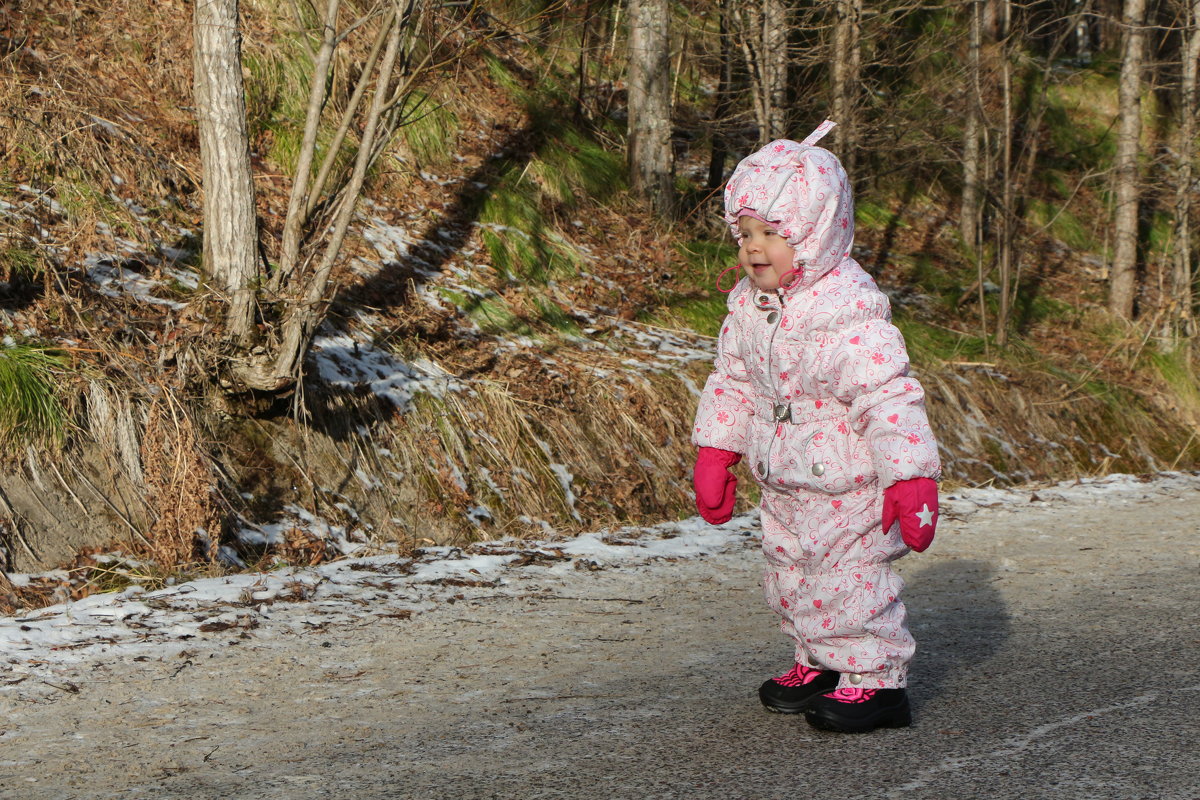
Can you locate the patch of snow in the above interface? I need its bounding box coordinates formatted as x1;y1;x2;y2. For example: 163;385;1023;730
3;473;1198;682
85;258;187;310
311;331;464;412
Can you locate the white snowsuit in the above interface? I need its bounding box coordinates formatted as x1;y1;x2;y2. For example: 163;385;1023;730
692;124;941;689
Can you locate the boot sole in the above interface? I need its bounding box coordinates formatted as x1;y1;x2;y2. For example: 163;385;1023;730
758;677;839;714
803;700;912;734
760;699;810;714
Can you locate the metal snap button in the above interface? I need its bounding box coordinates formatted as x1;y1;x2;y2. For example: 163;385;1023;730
811;463;825;476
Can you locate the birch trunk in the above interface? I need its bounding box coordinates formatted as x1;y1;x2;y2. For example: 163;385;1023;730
996;52;1014;348
193;0;258;342
627;0;675;217
1170;0;1200;350
962;0;983;249
762;0;788;140
1109;0;1147;319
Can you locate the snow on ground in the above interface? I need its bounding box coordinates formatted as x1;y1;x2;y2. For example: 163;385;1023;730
3;471;1197;689
310;331;464;412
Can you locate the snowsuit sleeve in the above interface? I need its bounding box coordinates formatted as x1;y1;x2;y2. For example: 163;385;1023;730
817;284;941;488
692;285;756;454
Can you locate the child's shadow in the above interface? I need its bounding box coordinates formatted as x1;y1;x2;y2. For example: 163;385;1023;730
903;558;1010;703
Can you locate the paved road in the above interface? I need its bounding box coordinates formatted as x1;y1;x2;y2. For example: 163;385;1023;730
2;477;1199;799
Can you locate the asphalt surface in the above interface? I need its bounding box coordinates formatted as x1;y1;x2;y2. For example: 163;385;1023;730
2;477;1199;799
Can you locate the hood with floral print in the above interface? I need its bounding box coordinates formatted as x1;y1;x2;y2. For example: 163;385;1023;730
722;120;855;290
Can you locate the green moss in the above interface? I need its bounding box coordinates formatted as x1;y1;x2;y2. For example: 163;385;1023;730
396;92;461;170
529;127;625;206
855;199;898;232
893;314;987;366
643;239;739;337
465;296;533;336
0;241;41;279
532;295;580;334
1028;199;1096;252
243;40;314;174
1148;348;1200;417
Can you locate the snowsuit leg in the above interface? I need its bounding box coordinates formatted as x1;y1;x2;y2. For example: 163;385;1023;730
760;486;915;689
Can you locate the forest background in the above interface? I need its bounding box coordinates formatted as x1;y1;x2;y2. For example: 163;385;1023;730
0;0;1198;611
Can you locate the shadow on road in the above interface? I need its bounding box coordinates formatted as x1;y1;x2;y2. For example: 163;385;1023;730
905;558;1010;704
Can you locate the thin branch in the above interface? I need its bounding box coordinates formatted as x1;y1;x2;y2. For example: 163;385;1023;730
273;0;343;295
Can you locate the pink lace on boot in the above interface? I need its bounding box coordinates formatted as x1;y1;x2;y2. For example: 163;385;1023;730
825;687;877;704
774;663;826;687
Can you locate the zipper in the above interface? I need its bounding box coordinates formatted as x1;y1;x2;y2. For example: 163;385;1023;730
759;289;789;481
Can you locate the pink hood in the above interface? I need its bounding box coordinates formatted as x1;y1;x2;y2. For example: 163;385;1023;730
722;120;855;289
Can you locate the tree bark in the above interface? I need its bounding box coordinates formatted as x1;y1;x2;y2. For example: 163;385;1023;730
962;0;983;249
762;0;789;140
830;0;861;175
707;0;734;189
627;0;675;217
1110;0;1147;319
996;50;1014;347
193;0;258;342
1170;0;1200;350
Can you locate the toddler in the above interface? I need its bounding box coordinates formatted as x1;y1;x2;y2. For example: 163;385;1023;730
692;120;941;734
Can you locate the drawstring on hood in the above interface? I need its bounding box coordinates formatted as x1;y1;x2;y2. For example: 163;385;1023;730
722;120;856;293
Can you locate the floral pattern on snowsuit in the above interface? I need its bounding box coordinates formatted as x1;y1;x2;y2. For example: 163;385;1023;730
692;123;941;689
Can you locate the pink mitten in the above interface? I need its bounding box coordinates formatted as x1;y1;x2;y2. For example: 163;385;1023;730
693;447;742;524
882;477;939;552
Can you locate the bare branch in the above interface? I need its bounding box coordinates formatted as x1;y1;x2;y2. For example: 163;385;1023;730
273;0;342;294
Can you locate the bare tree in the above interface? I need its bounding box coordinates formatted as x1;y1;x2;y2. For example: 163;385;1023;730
627;0;676;216
192;1;476;393
830;0;862;175
1169;0;1200;350
734;0;789;144
193;0;258;343
1110;0;1148;319
962;0;984;250
707;0;735;189
996;18;1015;347
762;0;789;139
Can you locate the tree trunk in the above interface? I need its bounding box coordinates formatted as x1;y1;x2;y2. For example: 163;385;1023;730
1170;0;1200;350
996;50;1014;348
962;0;983;249
627;0;675;217
830;0;861;175
193;0;258;342
762;0;788;140
707;0;734;189
1110;0;1147;319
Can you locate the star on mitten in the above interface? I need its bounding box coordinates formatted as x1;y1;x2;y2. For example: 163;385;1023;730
882;477;939;552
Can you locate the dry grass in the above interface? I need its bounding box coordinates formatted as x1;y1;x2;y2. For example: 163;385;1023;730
139;394;224;566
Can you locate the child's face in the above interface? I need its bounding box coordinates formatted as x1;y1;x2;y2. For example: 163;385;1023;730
737;216;795;291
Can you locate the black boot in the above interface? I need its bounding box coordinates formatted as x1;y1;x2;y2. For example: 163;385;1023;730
804;686;912;733
758;664;840;714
